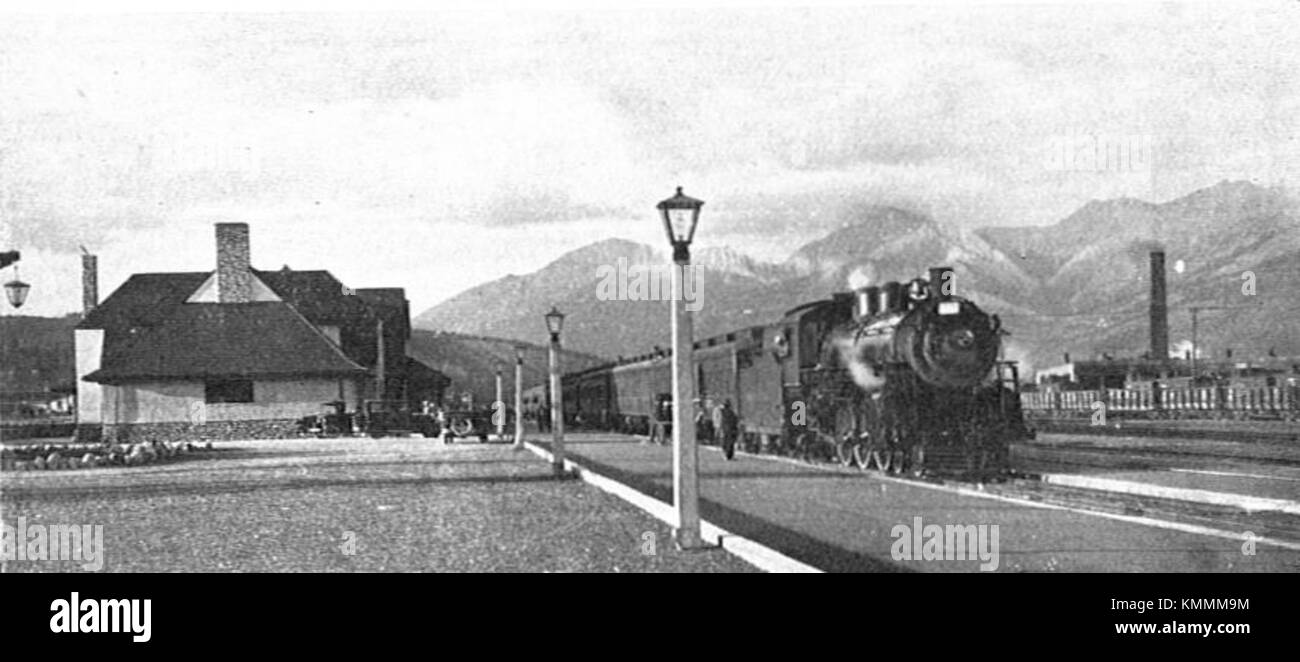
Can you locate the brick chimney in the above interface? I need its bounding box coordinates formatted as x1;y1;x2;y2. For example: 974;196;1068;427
1149;251;1169;360
216;223;253;303
81;251;98;316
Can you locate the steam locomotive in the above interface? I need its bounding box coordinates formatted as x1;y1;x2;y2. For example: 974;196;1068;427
562;266;1032;479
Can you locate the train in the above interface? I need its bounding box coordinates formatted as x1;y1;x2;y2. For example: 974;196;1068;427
561;266;1032;479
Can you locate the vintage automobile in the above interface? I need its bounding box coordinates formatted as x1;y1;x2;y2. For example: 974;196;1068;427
442;409;493;443
295;400;357;437
358;400;441;438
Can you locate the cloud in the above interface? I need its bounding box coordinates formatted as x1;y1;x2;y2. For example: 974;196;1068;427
2;5;1297;318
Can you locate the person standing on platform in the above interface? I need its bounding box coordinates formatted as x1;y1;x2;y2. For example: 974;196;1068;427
716;399;739;460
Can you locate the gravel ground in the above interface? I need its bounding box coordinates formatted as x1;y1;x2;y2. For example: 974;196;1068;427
0;437;758;573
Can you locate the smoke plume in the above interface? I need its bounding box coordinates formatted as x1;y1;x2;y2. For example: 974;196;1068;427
829;329;887;393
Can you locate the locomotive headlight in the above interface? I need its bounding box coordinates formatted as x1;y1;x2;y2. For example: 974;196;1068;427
938;301;960;316
951;329;976;349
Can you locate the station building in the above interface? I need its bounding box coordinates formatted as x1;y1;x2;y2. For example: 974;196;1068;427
74;223;414;443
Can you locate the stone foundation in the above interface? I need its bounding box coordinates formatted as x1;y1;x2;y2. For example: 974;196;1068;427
74;424;104;444
100;419;302;444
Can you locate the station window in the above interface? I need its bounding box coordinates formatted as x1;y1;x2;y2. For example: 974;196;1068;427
205;379;254;403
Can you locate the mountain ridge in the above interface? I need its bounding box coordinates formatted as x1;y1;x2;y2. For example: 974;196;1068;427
416;180;1300;373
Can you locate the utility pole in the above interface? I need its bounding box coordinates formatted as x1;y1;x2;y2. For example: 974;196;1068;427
513;347;525;450
545;307;566;476
375;318;386;400
495;368;504;440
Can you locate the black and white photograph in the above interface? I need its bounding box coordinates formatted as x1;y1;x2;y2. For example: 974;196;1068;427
0;0;1295;638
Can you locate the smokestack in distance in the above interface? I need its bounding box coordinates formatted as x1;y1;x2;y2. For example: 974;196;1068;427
1149;251;1169;361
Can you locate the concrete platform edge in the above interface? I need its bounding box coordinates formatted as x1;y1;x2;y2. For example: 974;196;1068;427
1041;473;1300;515
522;440;822;573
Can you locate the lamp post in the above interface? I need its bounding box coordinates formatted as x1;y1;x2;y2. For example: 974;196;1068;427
513;346;525;451
657;186;704;550
5;264;30;309
1190;307;1201;381
545;306;566;476
493;366;505;441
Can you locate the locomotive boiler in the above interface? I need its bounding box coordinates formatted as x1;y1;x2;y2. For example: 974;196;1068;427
832;269;1001;392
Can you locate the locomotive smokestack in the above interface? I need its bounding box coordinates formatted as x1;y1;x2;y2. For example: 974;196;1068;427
880;282;903;313
855;286;882;318
1149;251;1169;360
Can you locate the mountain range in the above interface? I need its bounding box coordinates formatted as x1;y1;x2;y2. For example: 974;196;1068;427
407;329;606;404
5;181;1294;401
415;180;1300;375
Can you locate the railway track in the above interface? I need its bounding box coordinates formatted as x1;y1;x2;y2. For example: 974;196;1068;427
976;478;1300;541
728;444;1300;546
1011;439;1300;470
1027;418;1300;443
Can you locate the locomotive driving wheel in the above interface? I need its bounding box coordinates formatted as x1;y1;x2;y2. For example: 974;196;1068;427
890;449;908;474
793;431;814;462
871;447;894;472
910;445;926;477
852;440;875;472
853;399;891;472
833;406;858;467
835;438;856;467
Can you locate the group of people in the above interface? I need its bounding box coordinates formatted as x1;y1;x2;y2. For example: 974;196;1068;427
646;399;741;458
696;398;740;460
528;405;553;432
519;397;740;459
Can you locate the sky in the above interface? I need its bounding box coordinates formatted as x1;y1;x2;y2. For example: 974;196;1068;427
2;1;1298;317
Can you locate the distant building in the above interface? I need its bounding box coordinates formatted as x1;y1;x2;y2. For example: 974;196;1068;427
0;390;75;418
75;223;412;443
1035;355;1299;391
405;357;451;407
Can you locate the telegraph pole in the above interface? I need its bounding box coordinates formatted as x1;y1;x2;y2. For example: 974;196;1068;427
545;307;566;476
495;368;504;441
513;347;525;450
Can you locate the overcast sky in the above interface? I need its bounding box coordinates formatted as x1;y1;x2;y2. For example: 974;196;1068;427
2;2;1297;317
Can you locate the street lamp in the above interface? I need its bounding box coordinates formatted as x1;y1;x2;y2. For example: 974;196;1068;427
657;186;705;550
495;367;505;441
513;346;525;451
658;186;704;264
5;266;30;309
544;306;566;476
